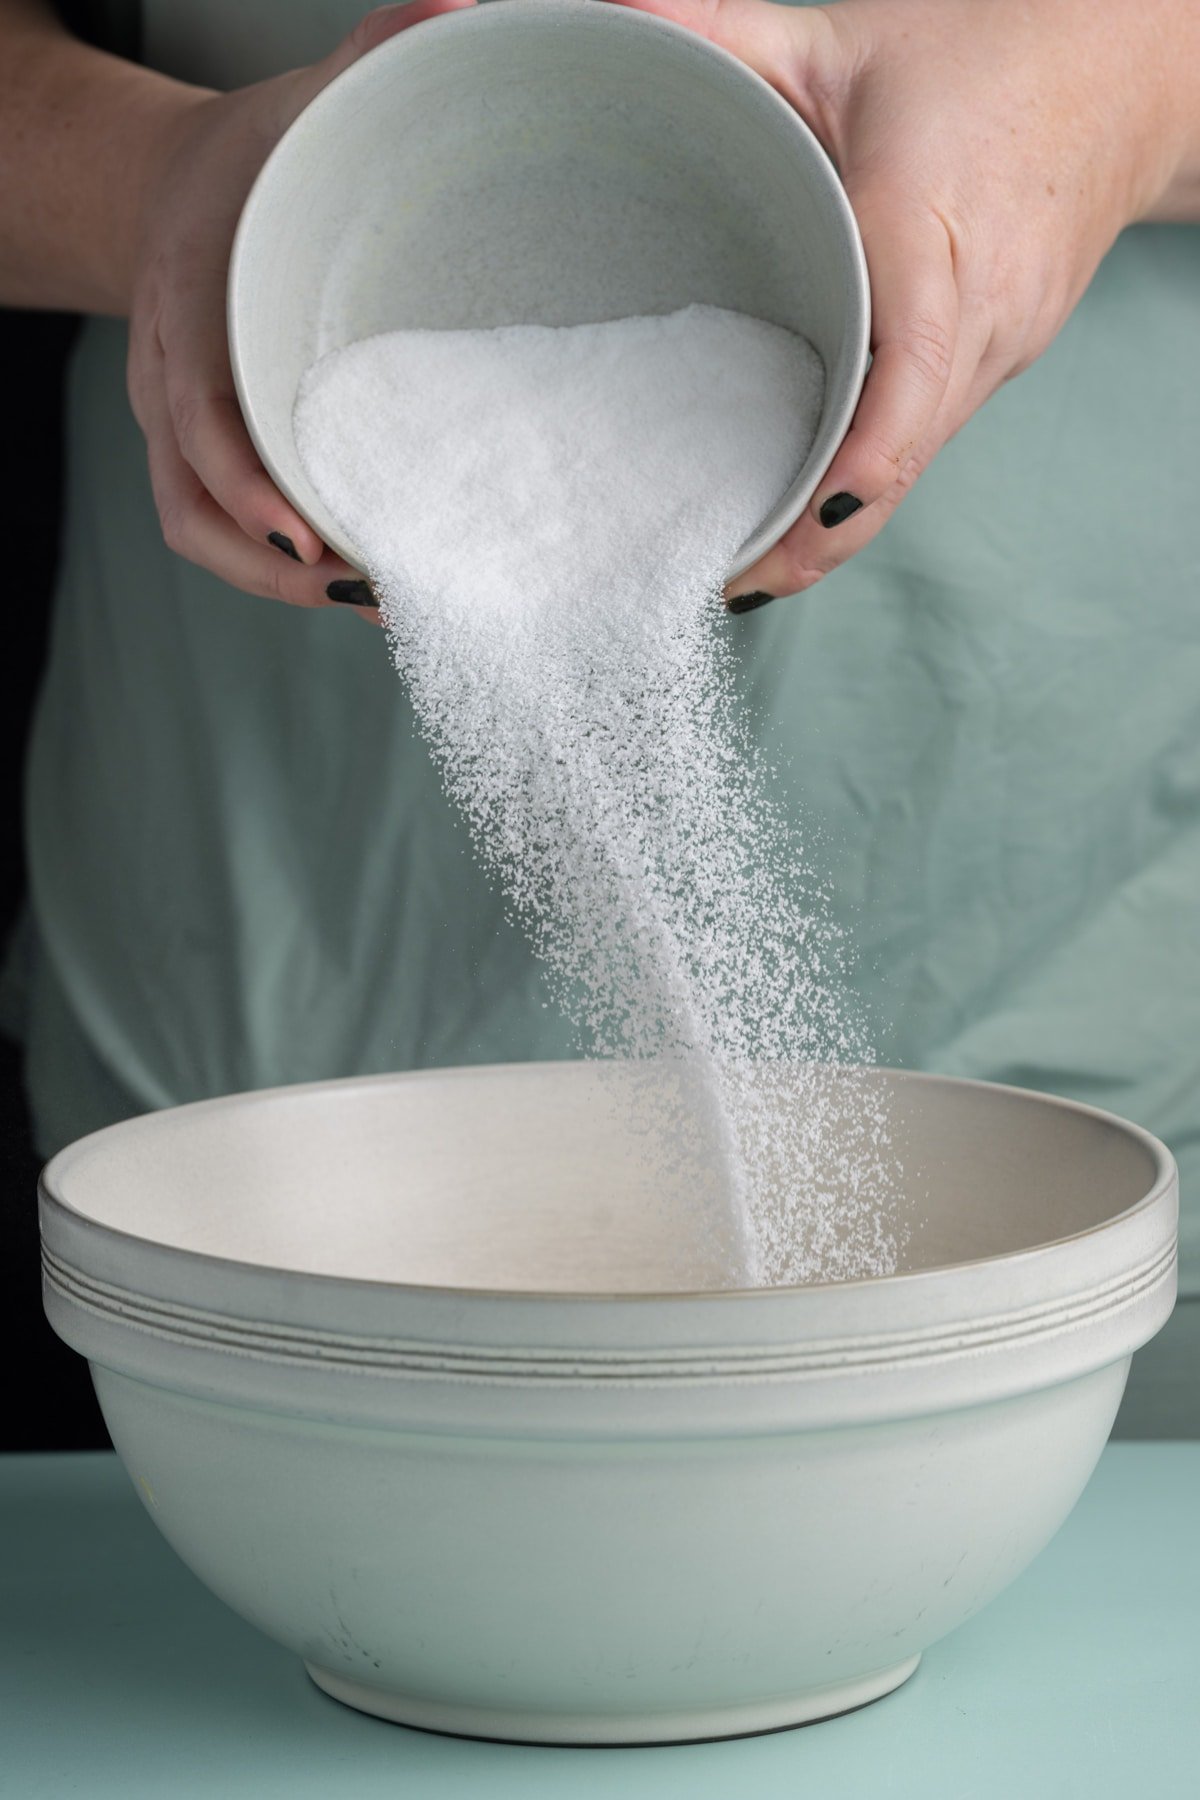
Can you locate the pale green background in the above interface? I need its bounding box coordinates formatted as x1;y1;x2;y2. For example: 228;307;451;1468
6;1;1198;1430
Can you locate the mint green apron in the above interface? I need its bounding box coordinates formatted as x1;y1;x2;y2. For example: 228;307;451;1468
14;1;1200;1432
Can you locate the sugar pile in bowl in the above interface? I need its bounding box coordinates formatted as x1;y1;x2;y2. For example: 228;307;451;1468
295;304;902;1287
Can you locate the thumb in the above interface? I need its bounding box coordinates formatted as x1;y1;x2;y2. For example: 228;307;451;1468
290;0;475;115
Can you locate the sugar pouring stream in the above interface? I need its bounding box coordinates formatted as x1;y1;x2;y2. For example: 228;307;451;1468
295;305;904;1286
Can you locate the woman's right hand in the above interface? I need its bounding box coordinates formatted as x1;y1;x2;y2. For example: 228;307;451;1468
126;0;472;617
613;0;1200;607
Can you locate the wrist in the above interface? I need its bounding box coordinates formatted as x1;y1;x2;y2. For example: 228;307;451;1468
66;51;216;316
109;73;216;315
1121;0;1200;225
1136;113;1200;225
0;19;213;314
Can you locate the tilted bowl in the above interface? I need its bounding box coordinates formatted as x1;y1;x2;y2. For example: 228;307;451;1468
227;0;870;582
41;1062;1175;1745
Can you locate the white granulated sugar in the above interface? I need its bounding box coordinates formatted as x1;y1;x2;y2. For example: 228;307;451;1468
296;304;902;1286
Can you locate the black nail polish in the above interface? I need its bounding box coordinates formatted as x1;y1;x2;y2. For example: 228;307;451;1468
819;491;863;529
726;590;777;615
326;579;377;608
268;531;301;561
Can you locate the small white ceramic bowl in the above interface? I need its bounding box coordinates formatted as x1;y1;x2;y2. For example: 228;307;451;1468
227;0;869;581
41;1063;1175;1745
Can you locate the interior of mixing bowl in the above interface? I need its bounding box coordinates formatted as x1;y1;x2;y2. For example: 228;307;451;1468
43;1063;1164;1295
228;2;867;578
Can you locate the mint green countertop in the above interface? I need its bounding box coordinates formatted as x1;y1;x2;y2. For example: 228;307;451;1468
2;1444;1197;1798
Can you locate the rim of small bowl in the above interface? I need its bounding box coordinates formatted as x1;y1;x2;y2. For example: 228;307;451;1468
39;1062;1177;1307
226;0;871;582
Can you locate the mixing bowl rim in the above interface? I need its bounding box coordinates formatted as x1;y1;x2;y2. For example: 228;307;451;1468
38;1061;1177;1307
226;0;870;578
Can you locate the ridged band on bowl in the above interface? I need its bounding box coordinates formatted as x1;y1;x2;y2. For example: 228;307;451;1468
41;1186;1176;1438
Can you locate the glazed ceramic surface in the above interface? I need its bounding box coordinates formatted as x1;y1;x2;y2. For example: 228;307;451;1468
40;1063;1175;1744
226;0;870;581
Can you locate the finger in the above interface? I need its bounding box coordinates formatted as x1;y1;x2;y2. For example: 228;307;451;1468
154;447;375;614
133;207;327;564
806;198;958;531
134;322;329;582
162;342;328;566
726;209;959;600
728;314;990;602
140;360;378;615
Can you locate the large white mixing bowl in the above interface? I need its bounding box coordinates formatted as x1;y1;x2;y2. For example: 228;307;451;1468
40;1063;1175;1744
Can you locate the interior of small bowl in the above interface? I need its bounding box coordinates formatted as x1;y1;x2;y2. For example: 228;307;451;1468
44;1063;1163;1295
228;1;868;577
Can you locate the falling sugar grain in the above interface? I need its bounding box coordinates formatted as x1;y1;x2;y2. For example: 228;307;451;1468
295;305;902;1286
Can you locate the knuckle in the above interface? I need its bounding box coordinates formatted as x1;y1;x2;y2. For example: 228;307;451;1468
234;478;276;539
168;388;205;463
125;341;146;410
901;314;954;393
255;561;320;608
157;498;192;559
256;558;291;603
129;275;166;357
1004;341;1045;382
778;545;832;593
983;317;1031;378
872;483;911;526
892;449;930;498
126;371;149;432
854;420;912;478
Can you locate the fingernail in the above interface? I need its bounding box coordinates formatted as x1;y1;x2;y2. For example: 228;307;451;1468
818;491;863;529
726;590;776;615
326;579;377;608
268;531;300;561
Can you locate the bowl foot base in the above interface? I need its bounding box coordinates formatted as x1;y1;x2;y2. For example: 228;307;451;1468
303;1652;921;1745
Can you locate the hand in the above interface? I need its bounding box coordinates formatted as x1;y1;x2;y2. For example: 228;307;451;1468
126;0;472;617
611;0;1199;602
